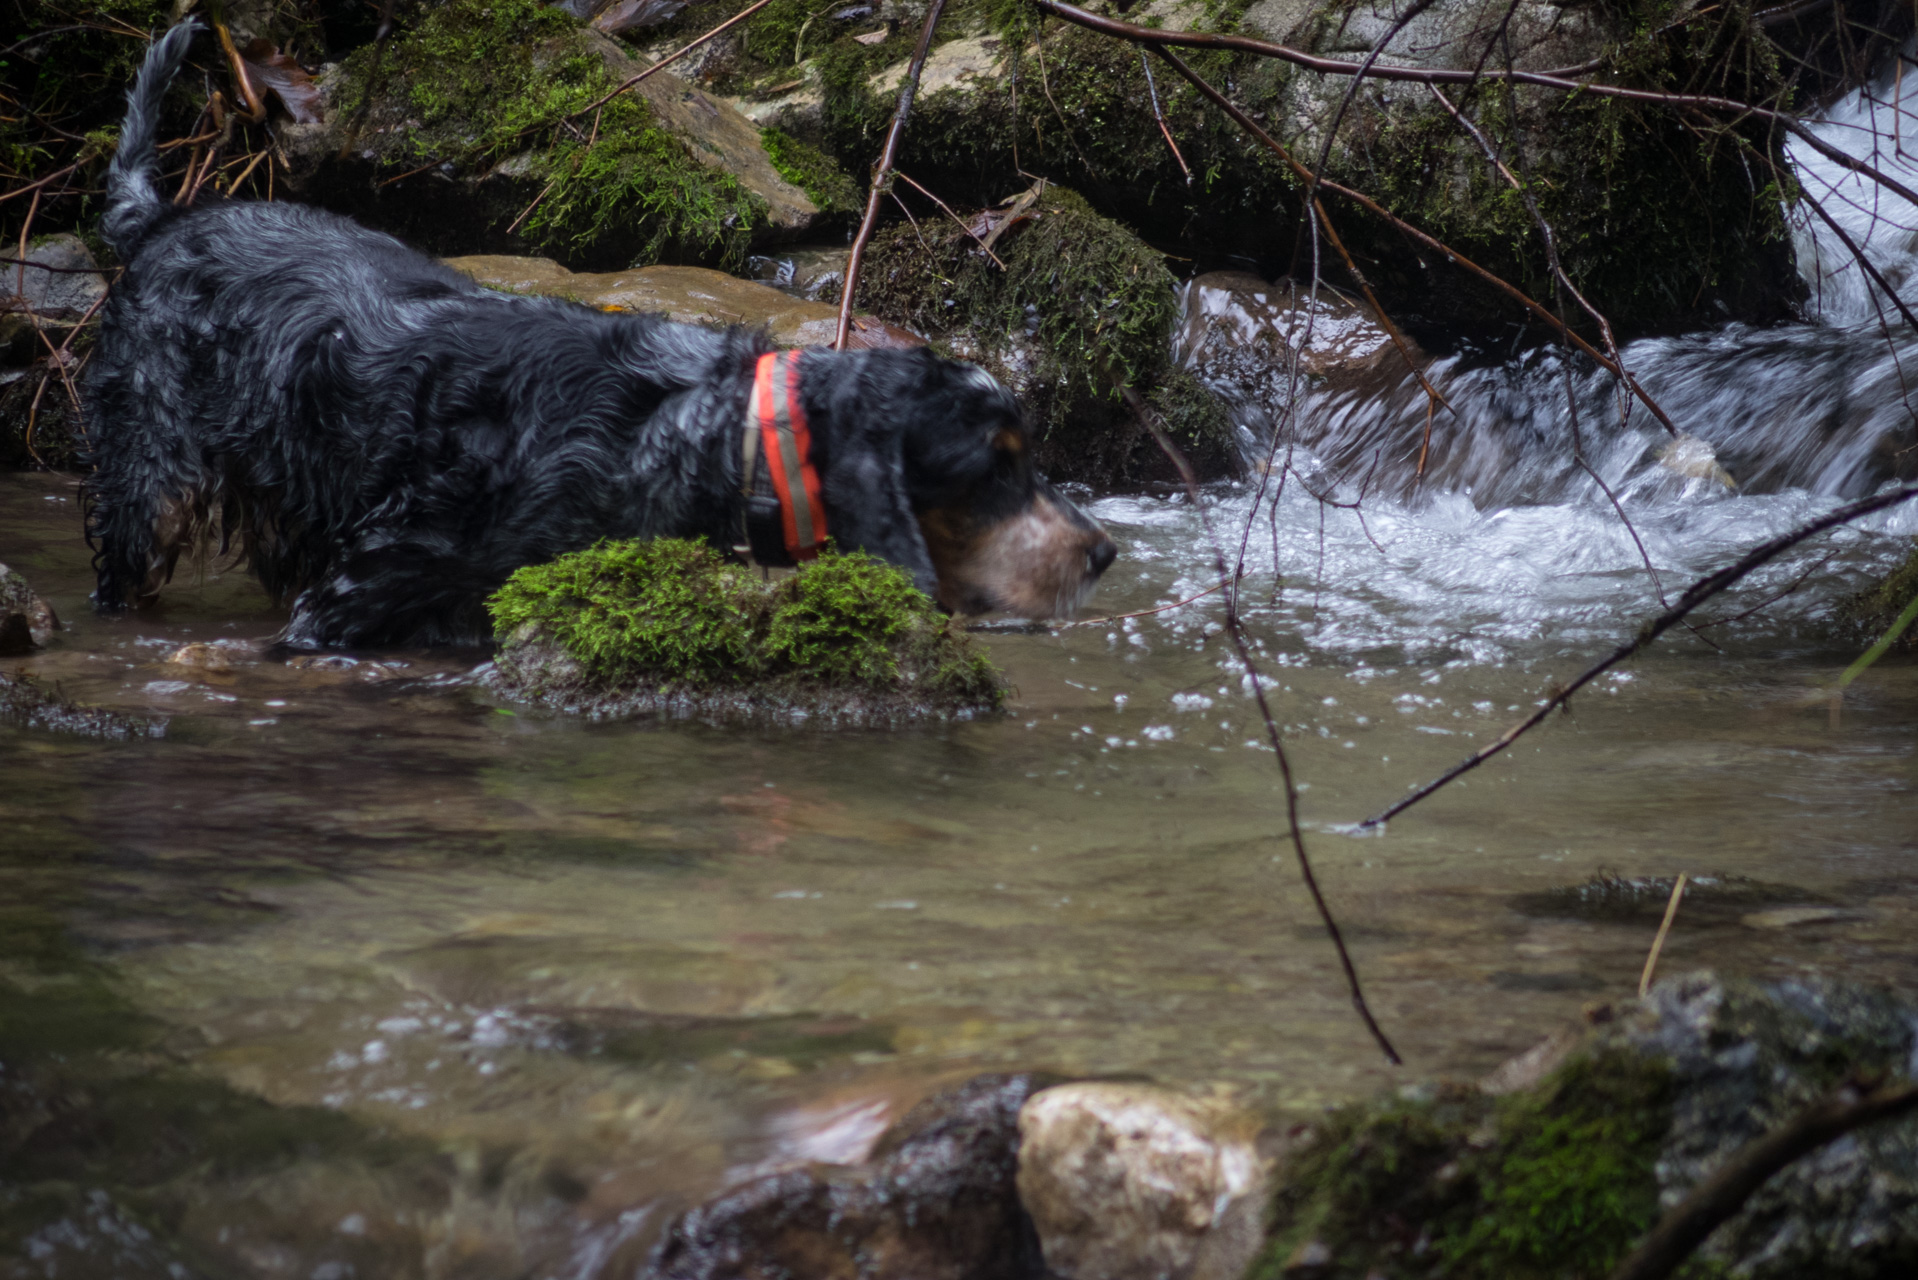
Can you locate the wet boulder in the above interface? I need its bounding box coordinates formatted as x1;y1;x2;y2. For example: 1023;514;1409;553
1016;1082;1270;1280
644;1073;1049;1280
1254;972;1918;1279
276;0;828;270
0;562;59;655
482;539;1006;727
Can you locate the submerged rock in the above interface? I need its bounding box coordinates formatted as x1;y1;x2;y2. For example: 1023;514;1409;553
1017;1082;1269;1280
0;563;59;655
1253;972;1918;1280
644;1073;1049;1280
482;539;1006;727
0;672;164;740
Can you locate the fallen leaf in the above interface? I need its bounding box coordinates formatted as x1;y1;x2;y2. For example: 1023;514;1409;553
240;39;324;124
852;28;889;45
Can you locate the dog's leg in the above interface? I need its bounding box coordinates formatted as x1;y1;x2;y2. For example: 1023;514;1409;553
280;530;497;648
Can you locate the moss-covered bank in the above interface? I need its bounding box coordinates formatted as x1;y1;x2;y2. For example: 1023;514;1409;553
484;539;1006;726
670;0;1816;341
326;0;768;268
851;185;1237;487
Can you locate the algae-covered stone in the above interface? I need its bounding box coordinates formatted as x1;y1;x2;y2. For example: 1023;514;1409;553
851;185;1239;487
483;539;1006;726
1252;972;1918;1280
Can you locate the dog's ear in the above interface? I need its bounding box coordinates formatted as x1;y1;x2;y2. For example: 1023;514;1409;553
806;351;940;596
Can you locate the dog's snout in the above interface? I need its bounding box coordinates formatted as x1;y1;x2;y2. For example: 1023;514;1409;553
1086;537;1117;578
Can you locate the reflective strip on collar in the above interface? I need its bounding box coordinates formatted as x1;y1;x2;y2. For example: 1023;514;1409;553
753;351;828;561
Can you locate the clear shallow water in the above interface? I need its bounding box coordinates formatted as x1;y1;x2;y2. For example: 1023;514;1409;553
3;458;1915;1275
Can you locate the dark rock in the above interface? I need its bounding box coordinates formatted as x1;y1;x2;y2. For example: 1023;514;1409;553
3;234;107;318
0;562;60;654
643;1073;1050;1280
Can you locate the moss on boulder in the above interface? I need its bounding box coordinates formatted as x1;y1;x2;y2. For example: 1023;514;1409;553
483;539;1006;726
292;0;817;269
689;0;1813;342
851;185;1238;487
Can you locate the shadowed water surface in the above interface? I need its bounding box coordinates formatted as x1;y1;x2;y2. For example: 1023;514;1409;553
3;461;1916;1276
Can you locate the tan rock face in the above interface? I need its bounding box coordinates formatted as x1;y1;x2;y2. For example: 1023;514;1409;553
443;255;923;349
1016;1082;1270;1280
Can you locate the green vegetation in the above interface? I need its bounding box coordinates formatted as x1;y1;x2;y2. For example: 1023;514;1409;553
761;127;860;214
1256;1050;1678;1280
852;185;1235;485
486;539;1004;717
336;0;764;266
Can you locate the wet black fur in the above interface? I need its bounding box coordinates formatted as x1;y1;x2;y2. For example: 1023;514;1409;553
85;23;1069;647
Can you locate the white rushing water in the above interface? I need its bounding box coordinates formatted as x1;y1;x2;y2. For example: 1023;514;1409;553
1156;65;1918;664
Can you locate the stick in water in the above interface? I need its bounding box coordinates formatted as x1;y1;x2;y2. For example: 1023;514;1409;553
1639;873;1688;998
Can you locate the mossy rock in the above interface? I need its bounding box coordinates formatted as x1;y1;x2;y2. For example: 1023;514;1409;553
1837;540;1918;654
850;185;1239;488
483;539;1007;727
681;0;1812;343
283;0;817;269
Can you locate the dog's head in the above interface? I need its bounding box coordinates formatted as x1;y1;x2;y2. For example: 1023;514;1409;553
804;348;1116;618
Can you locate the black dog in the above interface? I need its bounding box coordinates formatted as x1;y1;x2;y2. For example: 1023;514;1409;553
84;23;1116;648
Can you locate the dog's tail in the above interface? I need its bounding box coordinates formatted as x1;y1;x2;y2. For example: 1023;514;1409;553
102;20;201;258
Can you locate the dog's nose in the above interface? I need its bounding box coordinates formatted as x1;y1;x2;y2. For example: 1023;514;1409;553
1086;537;1118;578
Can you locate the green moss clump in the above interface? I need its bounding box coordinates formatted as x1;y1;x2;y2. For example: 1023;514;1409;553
487;538;771;684
486;539;1004;724
852;186;1235;486
1838;540;1918;653
761;127;860;215
1256;1049;1676;1280
335;0;764;266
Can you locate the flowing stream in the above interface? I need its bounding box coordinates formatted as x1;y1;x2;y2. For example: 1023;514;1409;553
5;73;1918;1280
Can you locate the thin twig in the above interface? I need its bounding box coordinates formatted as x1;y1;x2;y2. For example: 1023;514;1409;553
894;171;1006;267
1357;482;1918;830
1139;49;1192;183
1052;580;1226;628
836;0;950;350
569;0;778;120
1123;385;1401;1066
1608;1075;1918;1280
1638;873;1687;997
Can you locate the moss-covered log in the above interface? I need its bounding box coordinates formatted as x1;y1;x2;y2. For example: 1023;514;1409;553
483;539;1007;726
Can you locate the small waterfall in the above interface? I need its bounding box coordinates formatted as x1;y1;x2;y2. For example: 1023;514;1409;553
1178;61;1918;508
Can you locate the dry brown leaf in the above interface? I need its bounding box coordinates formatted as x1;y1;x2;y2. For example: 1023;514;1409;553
240;39;324;124
852;28;889;44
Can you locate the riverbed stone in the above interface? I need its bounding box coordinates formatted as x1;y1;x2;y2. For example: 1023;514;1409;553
0;562;59;654
643;1072;1049;1280
3;234;107;319
1016;1082;1269;1280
